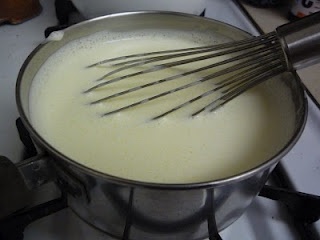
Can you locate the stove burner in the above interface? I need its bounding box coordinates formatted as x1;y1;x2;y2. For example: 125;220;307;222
0;194;67;240
260;185;320;224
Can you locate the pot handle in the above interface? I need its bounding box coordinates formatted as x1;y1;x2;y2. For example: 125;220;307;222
0;154;54;219
15;154;55;190
0;155;68;240
0;156;31;219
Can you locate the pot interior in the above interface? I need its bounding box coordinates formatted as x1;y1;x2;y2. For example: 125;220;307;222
16;12;307;187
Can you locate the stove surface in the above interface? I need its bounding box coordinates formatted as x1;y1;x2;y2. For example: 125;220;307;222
0;0;319;239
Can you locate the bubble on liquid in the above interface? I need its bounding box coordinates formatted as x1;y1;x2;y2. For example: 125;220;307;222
46;30;64;42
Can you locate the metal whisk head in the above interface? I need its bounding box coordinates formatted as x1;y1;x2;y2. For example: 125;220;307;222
84;32;287;119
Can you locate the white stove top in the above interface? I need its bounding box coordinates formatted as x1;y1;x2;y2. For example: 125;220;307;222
0;0;319;239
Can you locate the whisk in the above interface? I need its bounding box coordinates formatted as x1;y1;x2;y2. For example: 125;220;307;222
85;13;320;119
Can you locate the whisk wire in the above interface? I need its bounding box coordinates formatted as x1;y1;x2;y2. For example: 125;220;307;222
89;34;278;86
99;54;284;118
87;32;276;67
152;60;285;119
85;31;288;119
190;65;286;117
85;41;280;94
90;45;283;105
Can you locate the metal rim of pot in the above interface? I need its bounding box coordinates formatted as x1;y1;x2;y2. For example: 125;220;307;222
15;11;308;190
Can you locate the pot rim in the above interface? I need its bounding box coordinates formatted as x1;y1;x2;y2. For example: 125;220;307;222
16;11;308;190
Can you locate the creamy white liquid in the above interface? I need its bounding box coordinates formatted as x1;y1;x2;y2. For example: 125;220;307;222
29;30;295;183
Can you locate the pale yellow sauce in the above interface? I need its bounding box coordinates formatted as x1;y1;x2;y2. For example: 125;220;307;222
29;30;295;183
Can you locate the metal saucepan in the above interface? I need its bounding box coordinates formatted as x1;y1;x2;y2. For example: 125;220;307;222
1;12;307;240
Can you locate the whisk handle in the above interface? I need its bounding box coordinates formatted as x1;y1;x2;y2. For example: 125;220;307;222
276;12;320;70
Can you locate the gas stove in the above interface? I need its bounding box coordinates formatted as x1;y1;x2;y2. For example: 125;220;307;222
0;0;319;239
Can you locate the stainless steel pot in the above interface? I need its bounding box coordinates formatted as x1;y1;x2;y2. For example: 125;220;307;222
9;12;307;240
